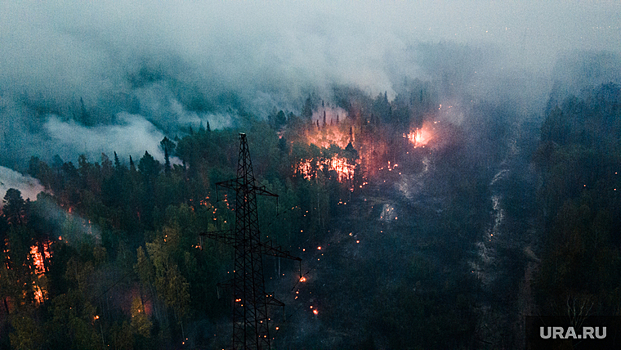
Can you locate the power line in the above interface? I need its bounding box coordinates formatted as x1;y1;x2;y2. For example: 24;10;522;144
201;133;301;350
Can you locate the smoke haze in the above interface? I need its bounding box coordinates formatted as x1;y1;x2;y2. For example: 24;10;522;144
0;166;44;204
2;3;621;349
1;0;620;194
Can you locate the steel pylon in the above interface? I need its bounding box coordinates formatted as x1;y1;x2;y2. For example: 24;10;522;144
201;133;301;350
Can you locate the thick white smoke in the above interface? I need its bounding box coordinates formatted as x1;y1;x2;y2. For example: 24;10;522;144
43;113;170;163
0;0;619;167
0;166;44;206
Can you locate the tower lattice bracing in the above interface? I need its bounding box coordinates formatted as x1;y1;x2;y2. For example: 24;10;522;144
202;133;301;350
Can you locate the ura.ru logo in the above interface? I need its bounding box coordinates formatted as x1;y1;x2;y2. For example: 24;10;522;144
540;326;606;340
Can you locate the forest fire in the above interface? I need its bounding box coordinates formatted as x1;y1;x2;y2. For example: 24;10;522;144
296;160;314;180
304;125;350;149
406;122;434;148
290;107;362;184
295;155;355;183
288;101;450;186
1;1;614;348
305;106;351;148
30;244;50;275
289;101;448;188
329;156;355;182
29;241;52;304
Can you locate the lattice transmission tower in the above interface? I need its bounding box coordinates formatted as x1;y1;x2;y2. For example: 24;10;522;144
201;133;301;350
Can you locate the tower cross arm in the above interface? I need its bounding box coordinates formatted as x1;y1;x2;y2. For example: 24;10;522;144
214;180;277;198
215;178;242;191
252;185;278;198
199;229;235;245
265;295;285;307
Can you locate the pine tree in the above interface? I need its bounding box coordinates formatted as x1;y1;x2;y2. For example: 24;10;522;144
114;152;122;170
160;137;175;175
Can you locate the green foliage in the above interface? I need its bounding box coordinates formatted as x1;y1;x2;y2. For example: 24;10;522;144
108;320;134;350
2;188;27;226
131;295;152;338
48;290;101;350
9;313;44;350
16;119;336;347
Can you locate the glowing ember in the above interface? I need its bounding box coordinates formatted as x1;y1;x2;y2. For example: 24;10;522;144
33;285;44;304
296;160;314;180
300;276;307;282
313;309;318;315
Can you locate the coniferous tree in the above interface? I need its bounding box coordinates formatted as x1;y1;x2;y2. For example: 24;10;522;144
160;137;175;175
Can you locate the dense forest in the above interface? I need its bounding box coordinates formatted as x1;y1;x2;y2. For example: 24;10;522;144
534;83;621;318
1;72;620;349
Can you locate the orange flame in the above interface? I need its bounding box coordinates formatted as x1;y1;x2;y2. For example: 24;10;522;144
290;104;446;185
33;286;44;304
30;242;51;275
295;155;355;183
329;156;355;182
406;122;434;148
29;241;52;304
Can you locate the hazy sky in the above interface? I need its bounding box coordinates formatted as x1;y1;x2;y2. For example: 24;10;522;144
0;0;619;173
2;0;619;99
